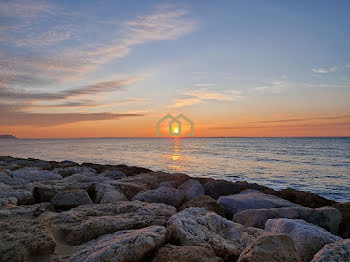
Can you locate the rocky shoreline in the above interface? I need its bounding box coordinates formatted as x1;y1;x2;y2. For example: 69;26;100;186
0;156;349;262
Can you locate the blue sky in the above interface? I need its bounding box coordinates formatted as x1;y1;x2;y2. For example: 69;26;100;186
0;0;349;137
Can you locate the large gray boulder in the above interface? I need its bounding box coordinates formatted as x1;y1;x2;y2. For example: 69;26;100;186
311;239;350;262
90;183;127;204
151;244;223;262
51;190;93;210
265;218;342;262
167;207;266;260
52;166;96;177
0;170;31;187
233;206;342;234
52;201;177;244
132;186;184;207
68;226;166;262
178;179;204;201
218;189;299;218
11;167;62;182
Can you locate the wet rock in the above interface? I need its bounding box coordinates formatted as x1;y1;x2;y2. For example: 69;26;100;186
11;167;62;182
311;239;350;262
178;179;204;201
0;216;56;262
151;244;223;262
233;206;342;234
167;207;265;260
52;201;176;244
132;186;184;207
218;189;299;218
89;183;127;204
100;169;126;180
51;190;93;210
333;202;350;238
264;188;337;208
265;218;342;262
68;226;166;262
179;195;226;217
238;234;301;262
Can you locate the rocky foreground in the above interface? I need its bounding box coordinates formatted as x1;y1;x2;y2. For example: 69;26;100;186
0;156;349;262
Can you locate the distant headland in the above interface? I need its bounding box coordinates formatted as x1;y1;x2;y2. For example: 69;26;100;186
0;134;17;139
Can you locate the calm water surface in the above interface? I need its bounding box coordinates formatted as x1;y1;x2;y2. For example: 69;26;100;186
0;137;349;202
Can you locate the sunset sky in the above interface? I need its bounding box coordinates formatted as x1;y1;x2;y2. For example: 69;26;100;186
1;0;350;138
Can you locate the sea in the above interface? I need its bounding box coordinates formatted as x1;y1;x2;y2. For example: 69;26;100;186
0;137;349;202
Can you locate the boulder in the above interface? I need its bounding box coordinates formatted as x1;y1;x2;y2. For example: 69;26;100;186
0;190;35;205
0;216;56;262
0;170;31;187
218;189;299;218
233;206;342;234
178;179;204;201
151;244;223;262
100;169;126;180
114;181;149;199
238;234;301;262
33;184;63;202
204;180;268;199
132;187;184;207
333;202;350;238
68;226;166;262
167;207;265;260
51;190;93;210
89;183;127;204
263;188;337;208
265;218;342;262
179;195;226;217
311;239;350;262
158;180;183;188
11;167;62;182
0;197;18;207
52;201;176;244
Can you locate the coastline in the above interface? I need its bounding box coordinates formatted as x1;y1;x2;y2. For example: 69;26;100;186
0;156;349;261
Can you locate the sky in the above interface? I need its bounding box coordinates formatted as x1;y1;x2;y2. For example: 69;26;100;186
0;0;350;138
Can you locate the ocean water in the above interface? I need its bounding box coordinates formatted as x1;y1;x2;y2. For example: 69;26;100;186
0;137;349;202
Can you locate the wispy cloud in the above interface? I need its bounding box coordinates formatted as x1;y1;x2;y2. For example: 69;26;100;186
312;64;350;74
170;89;243;108
255;80;288;93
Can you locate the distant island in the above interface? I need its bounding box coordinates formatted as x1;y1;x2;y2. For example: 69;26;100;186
0;134;17;139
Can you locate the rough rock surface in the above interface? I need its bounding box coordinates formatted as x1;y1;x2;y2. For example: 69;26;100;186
179;195;226;217
167;207;266;260
238;234;301;262
178;179;204;201
11;167;62;182
265;218;342;262
53;201;177;244
233;206;342;234
151;244;223;262
0;216;56;262
132;186;184;207
68;226;166;262
218;189;299;218
158;180;183;188
51;190;93;210
311;239;350;262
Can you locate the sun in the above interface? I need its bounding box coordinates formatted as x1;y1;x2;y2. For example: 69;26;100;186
173;128;179;134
